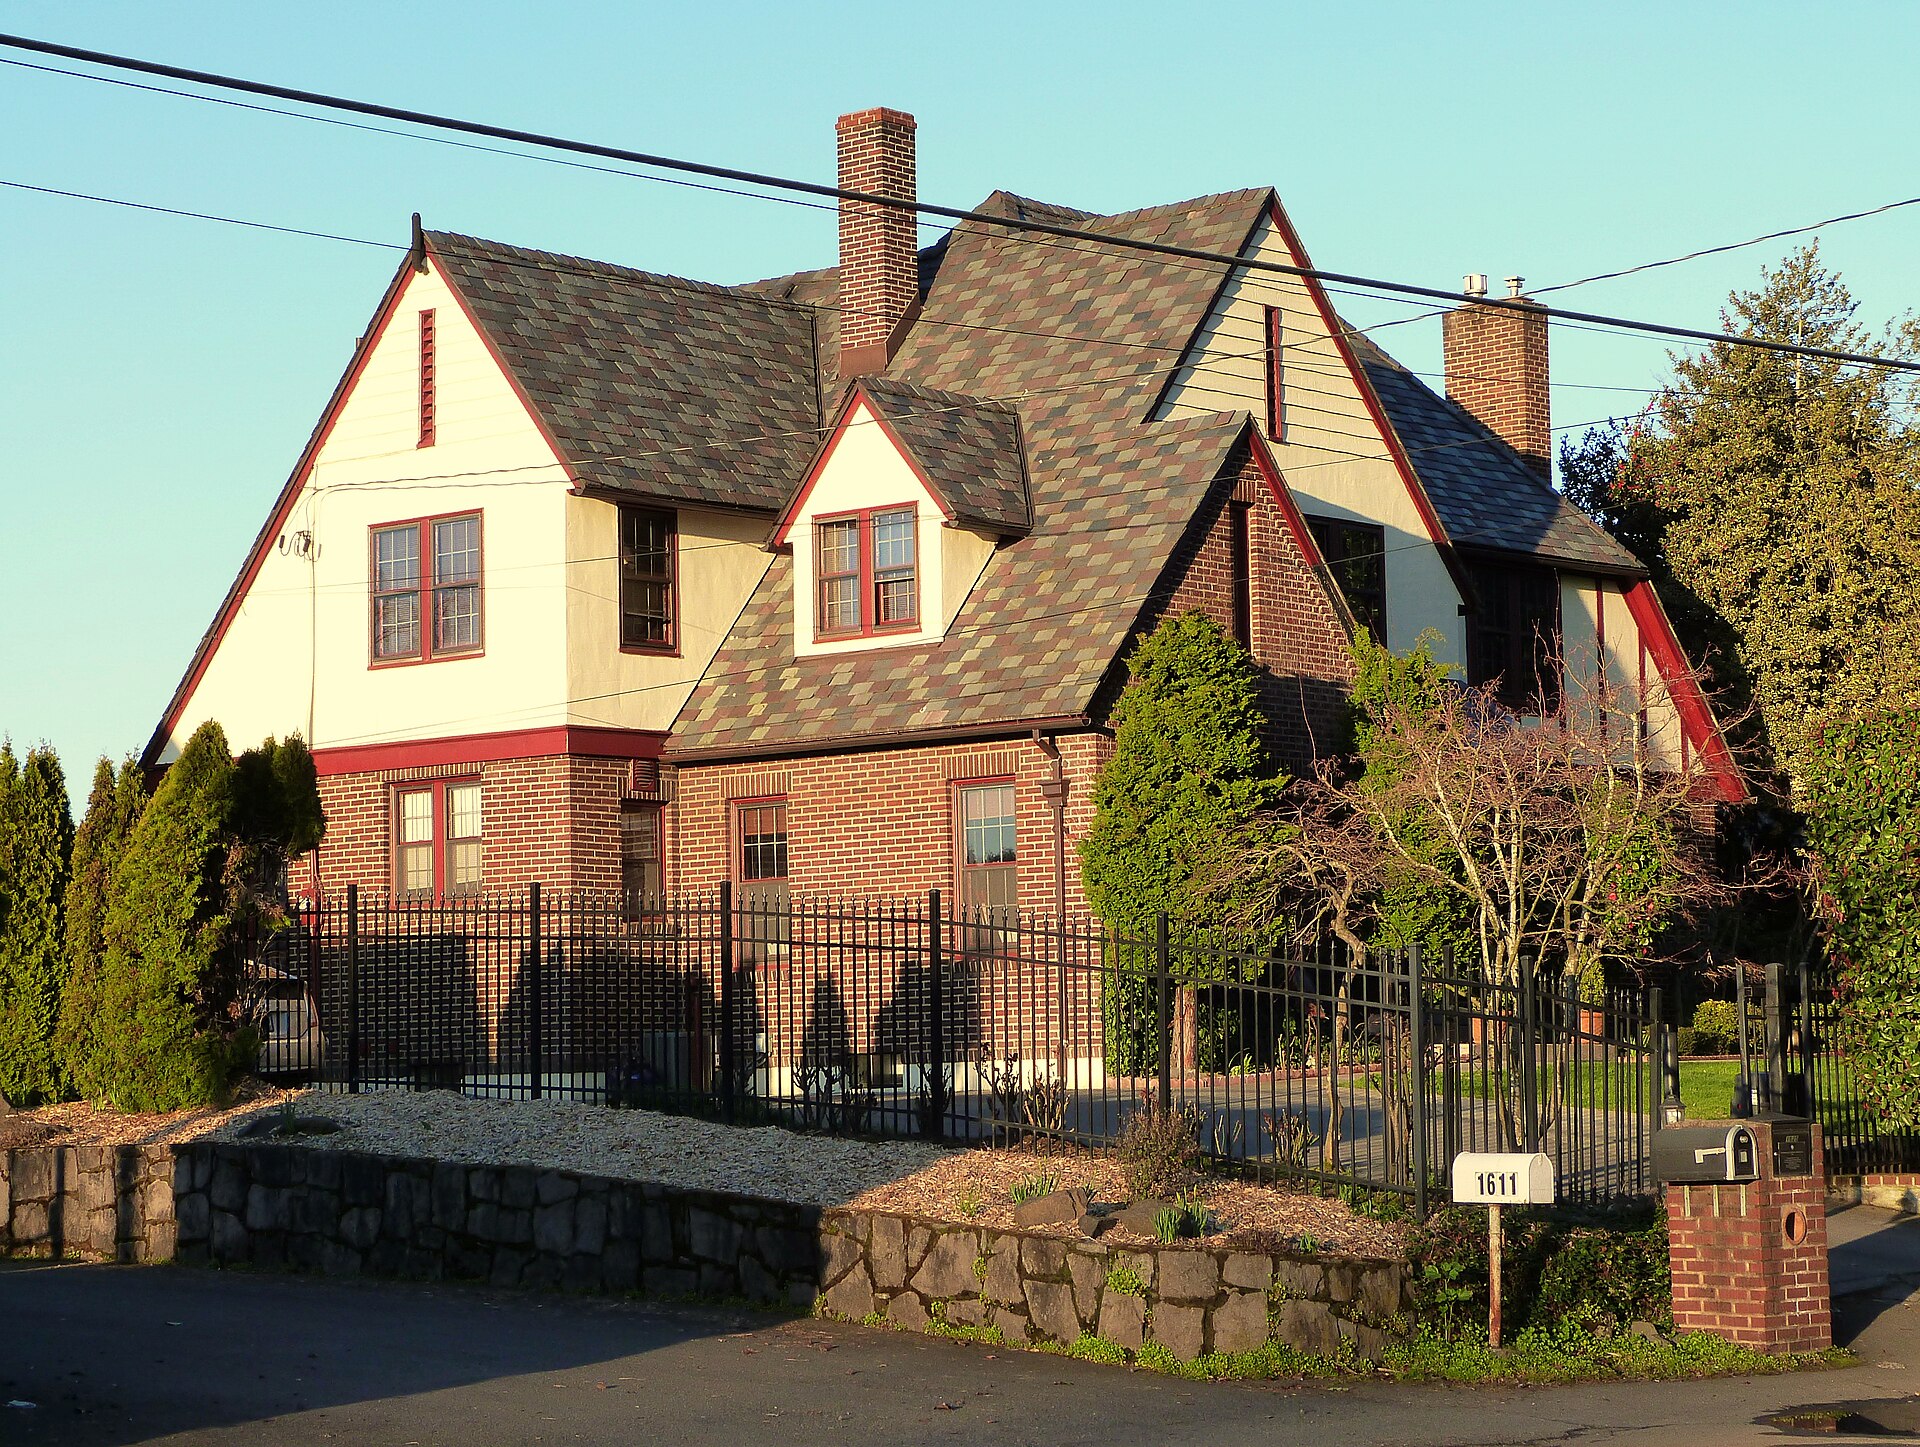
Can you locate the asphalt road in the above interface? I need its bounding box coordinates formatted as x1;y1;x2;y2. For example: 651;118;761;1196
4;1206;1916;1447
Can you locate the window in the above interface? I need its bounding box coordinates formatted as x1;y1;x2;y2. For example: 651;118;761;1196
957;783;1018;912
1263;305;1284;441
370;512;483;663
1228;500;1253;650
814;506;918;638
1305;515;1387;643
621;804;662;908
619;506;677;651
417;309;437;447
1469;561;1561;713
393;779;482;898
735;799;790;960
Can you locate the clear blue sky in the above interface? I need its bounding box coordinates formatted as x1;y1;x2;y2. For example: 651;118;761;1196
4;1;1915;796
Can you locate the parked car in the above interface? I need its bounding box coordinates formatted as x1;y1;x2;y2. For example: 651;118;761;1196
255;967;326;1078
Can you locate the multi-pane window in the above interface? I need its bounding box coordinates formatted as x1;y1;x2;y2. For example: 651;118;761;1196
1469;561;1561;713
1228;500;1254;650
1263;305;1284;442
1305;515;1387;643
814;507;918;638
621;805;662;907
370;512;483;663
735;800;790;959
619;506;676;650
417;309;437;448
393;779;482;898
958;783;1018;912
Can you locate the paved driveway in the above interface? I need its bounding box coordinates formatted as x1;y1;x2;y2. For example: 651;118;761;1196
3;1207;1914;1447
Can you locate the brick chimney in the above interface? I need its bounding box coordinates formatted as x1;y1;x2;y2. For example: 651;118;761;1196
1442;274;1551;479
836;107;918;378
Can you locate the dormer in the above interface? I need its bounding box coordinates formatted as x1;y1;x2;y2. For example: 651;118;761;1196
770;378;1032;657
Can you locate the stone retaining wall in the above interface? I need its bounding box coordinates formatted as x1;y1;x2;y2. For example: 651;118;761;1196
3;1143;1412;1363
817;1211;1410;1362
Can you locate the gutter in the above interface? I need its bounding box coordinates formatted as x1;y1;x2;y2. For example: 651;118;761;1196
662;714;1098;767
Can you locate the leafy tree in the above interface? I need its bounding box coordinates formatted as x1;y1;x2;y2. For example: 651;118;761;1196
0;743;74;1105
1562;246;1920;793
1804;706;1920;1129
1079;610;1285;1073
92;721;243;1110
53;759;147;1101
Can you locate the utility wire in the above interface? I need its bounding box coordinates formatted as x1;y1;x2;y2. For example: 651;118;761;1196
3;32;1917;376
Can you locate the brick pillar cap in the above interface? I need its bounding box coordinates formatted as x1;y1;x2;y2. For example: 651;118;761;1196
837;107;917;132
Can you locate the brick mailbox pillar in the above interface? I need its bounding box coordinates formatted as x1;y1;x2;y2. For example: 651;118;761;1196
1662;1118;1830;1352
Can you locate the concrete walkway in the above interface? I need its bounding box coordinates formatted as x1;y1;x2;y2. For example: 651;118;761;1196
2;1206;1914;1447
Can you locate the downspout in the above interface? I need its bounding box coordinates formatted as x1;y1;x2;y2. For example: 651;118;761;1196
1034;730;1069;1082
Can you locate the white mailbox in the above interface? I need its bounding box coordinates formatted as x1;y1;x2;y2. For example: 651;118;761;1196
1451;1151;1556;1205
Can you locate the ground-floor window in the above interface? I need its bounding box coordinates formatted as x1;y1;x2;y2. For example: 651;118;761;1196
393;778;482;898
948;771;1013;940
621;803;662;910
735;798;790;957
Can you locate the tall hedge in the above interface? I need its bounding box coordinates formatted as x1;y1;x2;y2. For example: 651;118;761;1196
1079;611;1284;1071
93;721;245;1111
1805;705;1920;1130
53;758;147;1102
0;743;75;1105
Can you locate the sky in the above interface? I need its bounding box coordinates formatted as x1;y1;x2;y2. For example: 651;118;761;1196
3;1;1917;802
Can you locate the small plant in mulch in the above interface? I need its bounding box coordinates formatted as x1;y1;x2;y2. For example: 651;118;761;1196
1152;1189;1209;1242
1008;1171;1060;1206
955;1186;985;1219
1114;1095;1201;1200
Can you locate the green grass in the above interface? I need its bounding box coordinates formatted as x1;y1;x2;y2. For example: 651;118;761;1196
1406;1059;1744;1120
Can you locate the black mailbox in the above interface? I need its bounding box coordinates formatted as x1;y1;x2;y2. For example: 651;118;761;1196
1653;1123;1761;1183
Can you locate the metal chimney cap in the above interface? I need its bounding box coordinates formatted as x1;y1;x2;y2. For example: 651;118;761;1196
1505;275;1526;298
1462;273;1489;298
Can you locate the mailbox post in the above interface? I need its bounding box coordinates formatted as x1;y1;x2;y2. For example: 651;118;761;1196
1452;1152;1555;1346
1654;1116;1829;1353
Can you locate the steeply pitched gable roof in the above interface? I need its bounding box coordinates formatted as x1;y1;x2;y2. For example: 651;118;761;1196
857;377;1031;536
667;190;1276;756
427;231;823;512
1343;325;1644;574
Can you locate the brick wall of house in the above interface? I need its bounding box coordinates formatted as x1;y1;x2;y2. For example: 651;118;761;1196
1157;446;1356;772
294;753;629;898
669;731;1109;913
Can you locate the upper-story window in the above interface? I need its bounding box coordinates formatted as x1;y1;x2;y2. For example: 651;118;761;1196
1305;515;1387;643
1263;305;1285;442
417;309;437;448
815;506;917;639
619;505;677;652
1469;561;1560;713
370;512;483;664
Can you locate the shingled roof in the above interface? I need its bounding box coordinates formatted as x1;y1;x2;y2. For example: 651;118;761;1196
427;231;822;511
667;189;1275;757
854;377;1031;537
1343;326;1643;574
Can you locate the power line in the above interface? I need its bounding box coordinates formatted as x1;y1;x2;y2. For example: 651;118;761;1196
4;32;1918;377
0;177;401;249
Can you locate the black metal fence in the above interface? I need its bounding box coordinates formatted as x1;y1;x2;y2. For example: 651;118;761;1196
262;886;1670;1212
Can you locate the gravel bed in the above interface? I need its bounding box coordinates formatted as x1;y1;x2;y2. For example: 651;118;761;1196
9;1091;1407;1255
204;1090;955;1208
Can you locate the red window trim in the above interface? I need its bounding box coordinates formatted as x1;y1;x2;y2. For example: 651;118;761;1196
617;503;681;657
417;309;437;449
368;510;485;668
1263;304;1285;442
731;795;791;884
391;775;481;899
812;504;920;641
952;776;1019;908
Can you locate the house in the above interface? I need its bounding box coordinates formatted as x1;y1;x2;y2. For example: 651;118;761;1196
142;107;1742;918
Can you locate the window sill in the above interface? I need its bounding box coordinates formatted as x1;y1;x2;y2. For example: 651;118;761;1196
620;642;681;659
812;622;923;644
369;648;487;670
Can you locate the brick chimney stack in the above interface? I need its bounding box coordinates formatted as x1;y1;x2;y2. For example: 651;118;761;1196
836;107;918;379
1443;274;1551;479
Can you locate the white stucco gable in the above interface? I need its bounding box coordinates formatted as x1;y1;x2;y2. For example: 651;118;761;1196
771;394;996;659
